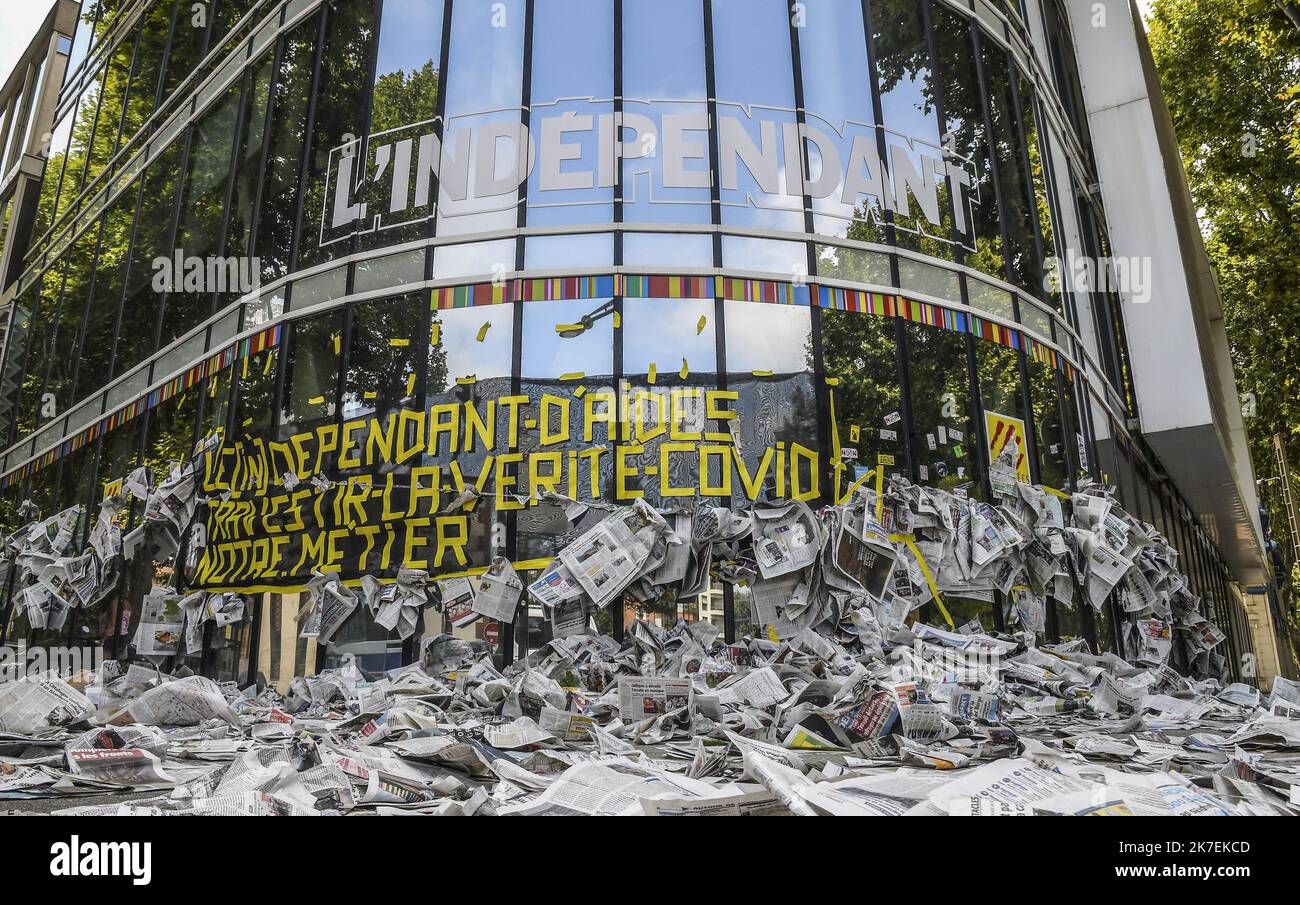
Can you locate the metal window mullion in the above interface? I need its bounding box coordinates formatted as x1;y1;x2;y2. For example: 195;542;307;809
501;0;534;667
702;0;735;644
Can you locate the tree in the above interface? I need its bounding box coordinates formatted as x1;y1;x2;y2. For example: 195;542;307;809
1147;0;1300;593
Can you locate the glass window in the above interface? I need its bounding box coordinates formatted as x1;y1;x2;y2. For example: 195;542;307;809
724;302;822;500
975;341;1028;479
798;0;885;241
433;239;516;280
221;56;274;272
621;295;720;509
298;0;381;267
519;296;615;519
228;340;279;441
84;28;137;184
74;188;135;402
712;0;803;232
816;243;893;285
623;233;714;269
905;323;978;492
981;42;1042;295
870;0;956;259
358;0;445;251
55;75;105;222
15;268;63;441
254;12;320;283
253;592;320;692
115;141;182;377
48;226;102;414
1019;85;1062;309
278;310;343;440
523;233;614;271
163;80;242;345
425;302;513;659
1028;359;1068;490
931;5;1003;278
32;110;74;239
820;308;904;485
622;0;710;225
527;0;613;227
722;236;806;277
162;0;214;100
120;1;172;144
436;0;525;237
342;291;426;423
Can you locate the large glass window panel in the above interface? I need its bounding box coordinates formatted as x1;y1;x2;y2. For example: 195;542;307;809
1028;359;1068;490
798;0;886;241
980;43;1042;295
74;188;135;402
162;0;214;100
424;304;512;606
84;28;136;185
518;296;615;520
1019;86;1062;310
33;111;74;239
523;233;614;271
229;342;279;441
436;0;525;237
433;239;516;280
820;309;905;485
48;225;101;414
621;295;720;509
621;0;710;225
120;1;172;145
721;236;806;277
115;141;182;377
0;286;38;443
163;81;241;345
54;75;105;222
975;341;1028;479
15;265;66;440
140;382;201;483
221;55;273;271
357;0;445;251
297;0;380;268
622;233;714;269
527;0;613;227
278;310;344;441
712;0;803;232
931;5;1003;278
905;322;978;492
870;0;956;259
724;302;821;501
254;13;319;283
815;243;893;285
342;291;426;423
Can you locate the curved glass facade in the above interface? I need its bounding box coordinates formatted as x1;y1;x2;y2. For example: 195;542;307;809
0;0;1251;683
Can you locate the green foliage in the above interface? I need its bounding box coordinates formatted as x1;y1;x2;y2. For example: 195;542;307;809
1148;0;1300;587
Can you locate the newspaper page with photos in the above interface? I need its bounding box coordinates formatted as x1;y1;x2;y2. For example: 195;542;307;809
134;589;184;657
618;676;692;721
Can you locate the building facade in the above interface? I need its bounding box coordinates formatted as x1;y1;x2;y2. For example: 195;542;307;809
0;0;1275;687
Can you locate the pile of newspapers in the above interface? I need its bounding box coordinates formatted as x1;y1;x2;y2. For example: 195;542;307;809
2;462;1299;815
